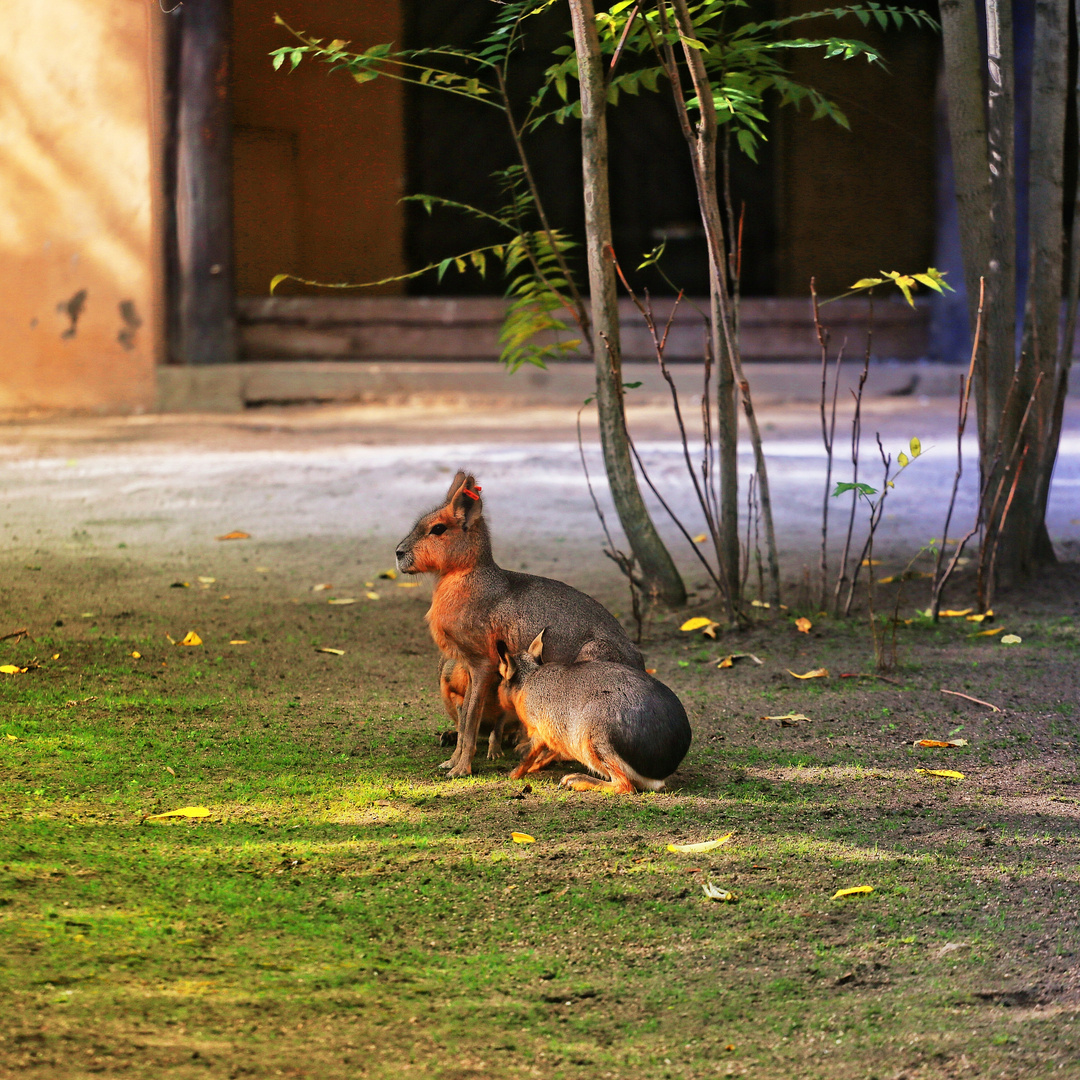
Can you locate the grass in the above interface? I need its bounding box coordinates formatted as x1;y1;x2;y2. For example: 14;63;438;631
2;562;1079;1079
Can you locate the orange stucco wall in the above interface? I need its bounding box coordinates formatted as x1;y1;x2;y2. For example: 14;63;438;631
231;0;406;296
0;0;162;413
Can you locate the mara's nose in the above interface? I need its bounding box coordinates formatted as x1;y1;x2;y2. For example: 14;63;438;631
395;549;405;561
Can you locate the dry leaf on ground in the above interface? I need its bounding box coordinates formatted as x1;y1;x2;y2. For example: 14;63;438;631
216;531;250;541
198;576;215;584
762;713;812;724
912;738;968;748
717;653;763;669
916;768;965;780
397;582;420;588
229;639;250;645
1001;634;1022;644
312;583;333;592
365;592;381;600
668;833;733;853
832;885;874;899
940;609;973;617
788;668;828;679
177;631;202;647
144;806;211;821
315;647;345;656
680;617;721;638
378;569;397;580
795;617;812;633
701;882;737;902
972;626;1005;637
511;832;535;844
0;665;27;675
966;610;994;622
131;651;141;659
328;598;357;605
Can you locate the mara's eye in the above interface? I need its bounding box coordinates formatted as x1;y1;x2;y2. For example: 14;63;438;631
429;523;448;536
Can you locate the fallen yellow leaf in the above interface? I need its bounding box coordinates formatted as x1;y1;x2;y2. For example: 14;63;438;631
312;583;333;592
51;653;60;660
397;581;420;588
229;639;250;645
916;768;965;780
861;559;881;566
145;806;211;821
1000;634;1022;644
795;617;812;633
751;600;770;608
680;617;717;632
365;591;381;600
6;734;18;741
131;651;141;659
315;647;345;656
197;576;215;584
762;713;812;723
328;598;357;605
832;885;874;899
177;631;202;647
0;665;26;675
667;833;733;853
965;610;994;622
692;533;707;544
914;738;968;748
788;668;828;679
511;832;535;844
379;569;398;580
940;609;973;617
216;531;250;541
972;626;1005;637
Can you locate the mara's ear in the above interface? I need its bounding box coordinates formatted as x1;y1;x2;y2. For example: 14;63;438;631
449;474;483;528
527;628;546;663
444;471;468;502
496;641;515;681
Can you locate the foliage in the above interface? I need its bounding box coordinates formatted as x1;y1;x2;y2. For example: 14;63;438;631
536;1;939;161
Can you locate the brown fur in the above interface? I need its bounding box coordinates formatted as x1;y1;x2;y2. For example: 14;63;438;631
396;472;644;777
496;630;691;794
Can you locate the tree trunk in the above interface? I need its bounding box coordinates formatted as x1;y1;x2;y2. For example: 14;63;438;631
1013;0;1068;570
176;0;237;365
938;0;992;333
567;0;686;608
668;0;781;608
713;284;741;606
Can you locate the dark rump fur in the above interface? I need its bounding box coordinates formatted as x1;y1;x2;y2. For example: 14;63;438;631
606;674;692;780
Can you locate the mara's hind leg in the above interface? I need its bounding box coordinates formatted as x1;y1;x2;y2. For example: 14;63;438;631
559;742;640;794
509;743;562;780
559;771;638;794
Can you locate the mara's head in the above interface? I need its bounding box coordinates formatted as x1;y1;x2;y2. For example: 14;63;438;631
496;629;545;709
395;471;489;575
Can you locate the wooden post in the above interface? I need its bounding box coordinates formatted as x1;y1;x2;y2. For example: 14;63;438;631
175;0;236;364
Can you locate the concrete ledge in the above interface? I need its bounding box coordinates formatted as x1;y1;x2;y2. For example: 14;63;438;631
157;358;1003;413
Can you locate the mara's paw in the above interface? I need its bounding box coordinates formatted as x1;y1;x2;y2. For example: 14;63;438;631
446;761;474;779
559;773;607;792
437;756;457;770
486;743;504;761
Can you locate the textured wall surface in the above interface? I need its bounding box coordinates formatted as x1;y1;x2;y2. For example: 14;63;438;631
0;0;161;413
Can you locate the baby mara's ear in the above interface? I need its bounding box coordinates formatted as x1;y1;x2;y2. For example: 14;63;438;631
444;471;467;501
527;628;546;663
496;640;515;681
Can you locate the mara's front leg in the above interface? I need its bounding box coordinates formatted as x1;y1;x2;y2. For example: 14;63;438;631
445;659;497;779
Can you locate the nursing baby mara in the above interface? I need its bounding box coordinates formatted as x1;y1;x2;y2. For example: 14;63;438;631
395;472;691;792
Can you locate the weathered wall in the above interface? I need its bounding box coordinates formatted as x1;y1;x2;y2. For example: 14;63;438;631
0;0;161;413
231;0;406;296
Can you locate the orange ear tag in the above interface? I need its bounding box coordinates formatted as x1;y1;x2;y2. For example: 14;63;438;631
462;486;482;501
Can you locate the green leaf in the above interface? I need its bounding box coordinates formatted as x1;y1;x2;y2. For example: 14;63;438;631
850;277;884;290
832;481;877;498
436;258;453;284
289;49;304;71
272;51;285;72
